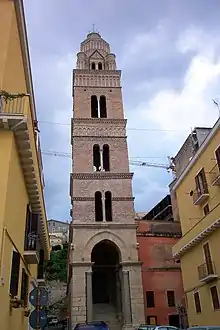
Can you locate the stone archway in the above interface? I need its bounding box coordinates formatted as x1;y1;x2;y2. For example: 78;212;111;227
83;230;128;262
91;239;122;327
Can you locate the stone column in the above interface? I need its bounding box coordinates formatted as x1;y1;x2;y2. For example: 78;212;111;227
100;148;104;171
102;191;106;221
98;98;100;118
122;270;132;326
86;271;93;322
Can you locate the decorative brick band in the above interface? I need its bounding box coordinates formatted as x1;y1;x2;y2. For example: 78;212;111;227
74;69;121;76
142;266;181;272
71;172;133;180
72;197;95;201
112;197;135;201
72;118;127;125
70;223;137;229
71;196;134;201
137;231;182;238
72;136;127;140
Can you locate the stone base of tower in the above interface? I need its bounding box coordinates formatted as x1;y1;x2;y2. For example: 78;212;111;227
69;261;145;330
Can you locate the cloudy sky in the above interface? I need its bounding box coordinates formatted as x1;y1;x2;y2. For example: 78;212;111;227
24;0;220;221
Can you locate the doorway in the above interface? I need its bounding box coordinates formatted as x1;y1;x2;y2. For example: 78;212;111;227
169;314;180;327
91;239;122;323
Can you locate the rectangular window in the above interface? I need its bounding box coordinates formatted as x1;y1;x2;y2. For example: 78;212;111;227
20;269;29;306
210;286;220;310
203;242;214;274
195;168;208;194
167;290;175;307
146;291;155;308
194;291;201;313
203;204;210;216
146;315;157;325
9;250;20;297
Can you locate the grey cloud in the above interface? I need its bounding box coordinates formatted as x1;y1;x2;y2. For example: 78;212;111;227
23;0;220;219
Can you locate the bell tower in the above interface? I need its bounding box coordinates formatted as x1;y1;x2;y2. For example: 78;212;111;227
69;32;145;329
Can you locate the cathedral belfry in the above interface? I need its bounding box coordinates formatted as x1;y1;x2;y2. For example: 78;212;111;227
69;32;145;329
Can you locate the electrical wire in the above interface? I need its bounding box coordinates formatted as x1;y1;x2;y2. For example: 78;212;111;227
38;120;188;132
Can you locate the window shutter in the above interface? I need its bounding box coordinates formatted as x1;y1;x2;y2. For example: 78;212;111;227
194;291;201;313
216;146;220;169
24;205;31;250
167;290;175;307
210;286;220;310
146;291;155;308
9;251;20;297
20;269;29;306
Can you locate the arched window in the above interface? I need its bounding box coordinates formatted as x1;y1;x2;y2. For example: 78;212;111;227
95;191;103;222
93;145;101;171
103;144;110;171
105;191;112;222
91;95;98;118
100;95;107;118
91;62;96;70
98;62;103;70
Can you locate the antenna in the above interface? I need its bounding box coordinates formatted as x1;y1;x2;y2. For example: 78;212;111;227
212;98;220;117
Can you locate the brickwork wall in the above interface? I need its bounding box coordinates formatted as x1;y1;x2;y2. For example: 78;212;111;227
72;138;129;173
73;87;124;119
137;220;185;325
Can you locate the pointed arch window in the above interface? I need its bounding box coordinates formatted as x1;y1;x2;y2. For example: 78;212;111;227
100;95;107;118
95;191;103;222
98;62;103;70
105;191;112;222
103;144;110;171
91;62;96;70
91;95;98;118
93;145;101;171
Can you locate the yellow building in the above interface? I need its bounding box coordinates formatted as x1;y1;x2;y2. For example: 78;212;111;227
172;118;220;326
0;1;50;330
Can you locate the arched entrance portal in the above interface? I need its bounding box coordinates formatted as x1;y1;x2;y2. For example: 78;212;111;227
91;240;122;324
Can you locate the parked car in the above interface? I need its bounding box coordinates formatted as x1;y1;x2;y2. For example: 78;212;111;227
188;327;220;330
74;321;109;330
138;325;157;330
153;326;179;330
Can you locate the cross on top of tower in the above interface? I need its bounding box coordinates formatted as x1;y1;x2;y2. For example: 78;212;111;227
88;24;99;34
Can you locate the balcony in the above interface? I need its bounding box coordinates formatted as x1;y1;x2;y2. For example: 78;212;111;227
192;187;209;205
198;261;218;282
23;234;40;264
210;163;220;186
0;94;49;256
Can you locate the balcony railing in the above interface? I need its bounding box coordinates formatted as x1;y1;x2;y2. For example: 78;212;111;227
198;261;218;282
210;163;220;186
0;94;28;115
23;232;40;264
192;186;209;205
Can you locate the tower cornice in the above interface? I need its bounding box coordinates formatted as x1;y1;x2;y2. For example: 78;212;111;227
71;196;135;201
72;118;127;125
73;69;121;76
70;172;133;180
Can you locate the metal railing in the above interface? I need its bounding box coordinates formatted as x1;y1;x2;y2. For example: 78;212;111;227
198;261;216;280
0;95;27;115
24;231;40;251
192;185;209;204
210;163;220;185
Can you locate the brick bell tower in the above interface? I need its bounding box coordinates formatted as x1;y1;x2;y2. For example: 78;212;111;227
69;32;145;329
